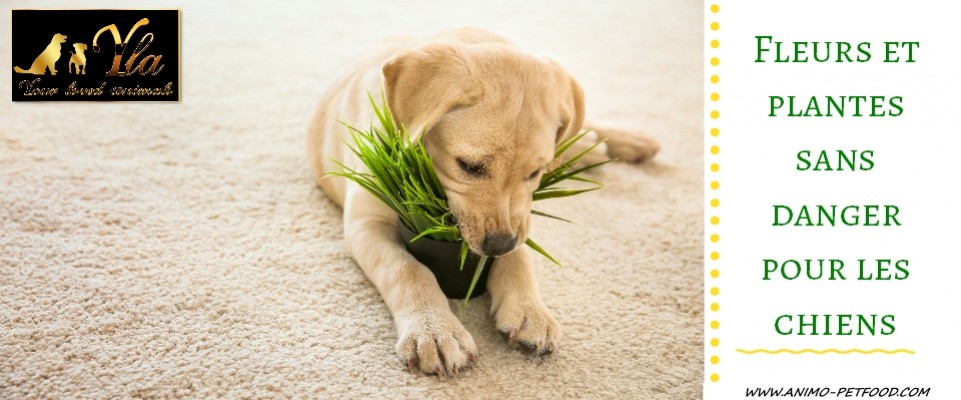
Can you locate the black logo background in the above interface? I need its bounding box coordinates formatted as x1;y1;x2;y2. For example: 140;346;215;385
12;9;179;101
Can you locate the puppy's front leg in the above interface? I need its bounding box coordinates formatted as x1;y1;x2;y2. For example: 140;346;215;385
487;247;560;355
343;190;477;375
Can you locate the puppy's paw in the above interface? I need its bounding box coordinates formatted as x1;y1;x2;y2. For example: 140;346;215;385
596;127;661;164
395;308;478;375
493;297;560;355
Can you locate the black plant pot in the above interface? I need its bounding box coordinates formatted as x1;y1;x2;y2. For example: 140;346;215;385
397;222;494;299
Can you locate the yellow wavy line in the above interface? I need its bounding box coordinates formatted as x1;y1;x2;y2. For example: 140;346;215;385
736;348;914;355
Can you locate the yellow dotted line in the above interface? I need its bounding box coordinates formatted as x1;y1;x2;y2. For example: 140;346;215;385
708;2;721;385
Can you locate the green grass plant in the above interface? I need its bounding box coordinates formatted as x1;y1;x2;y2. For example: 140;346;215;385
330;93;608;302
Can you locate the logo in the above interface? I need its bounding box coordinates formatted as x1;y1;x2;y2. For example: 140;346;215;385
11;9;180;101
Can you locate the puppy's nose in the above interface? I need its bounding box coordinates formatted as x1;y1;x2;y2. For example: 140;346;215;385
482;232;517;256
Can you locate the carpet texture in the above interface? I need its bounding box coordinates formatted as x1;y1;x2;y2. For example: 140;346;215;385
1;1;704;398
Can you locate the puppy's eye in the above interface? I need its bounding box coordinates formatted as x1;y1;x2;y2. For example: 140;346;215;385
456;158;487;177
528;169;541;180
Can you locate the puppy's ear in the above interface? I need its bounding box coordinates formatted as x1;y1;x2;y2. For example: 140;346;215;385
558;75;585;144
541;57;585;144
382;42;483;141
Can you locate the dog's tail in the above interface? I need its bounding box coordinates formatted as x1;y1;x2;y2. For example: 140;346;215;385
13;66;28;73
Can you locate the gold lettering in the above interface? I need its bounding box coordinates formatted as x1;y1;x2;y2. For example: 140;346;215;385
91;18;164;76
18;78;58;96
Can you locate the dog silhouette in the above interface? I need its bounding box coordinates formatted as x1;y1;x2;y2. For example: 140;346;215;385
14;33;67;75
69;43;88;75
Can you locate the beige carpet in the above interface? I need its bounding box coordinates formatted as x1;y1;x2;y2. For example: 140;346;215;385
0;0;704;398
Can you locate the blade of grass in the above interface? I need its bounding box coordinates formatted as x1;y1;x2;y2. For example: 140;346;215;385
531;210;573;223
545;160;612;189
533;187;602;201
539;138;608;189
525;238;561;267
459;241;469;271
553;129;593;159
462;256;488;306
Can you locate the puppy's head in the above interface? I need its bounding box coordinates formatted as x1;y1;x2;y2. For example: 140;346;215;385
73;43;87;53
383;40;584;257
53;33;67;44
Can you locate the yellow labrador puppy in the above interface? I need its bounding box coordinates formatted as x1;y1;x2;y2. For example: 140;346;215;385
307;27;658;375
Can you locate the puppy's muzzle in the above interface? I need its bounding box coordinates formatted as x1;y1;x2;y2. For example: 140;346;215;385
482;232;517;256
